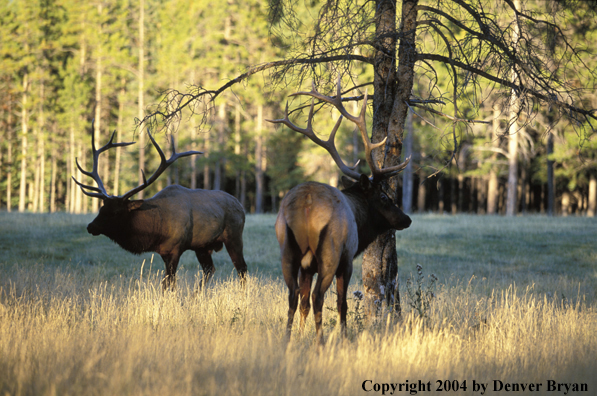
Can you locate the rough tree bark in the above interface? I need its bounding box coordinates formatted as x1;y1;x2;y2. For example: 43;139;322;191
362;0;418;319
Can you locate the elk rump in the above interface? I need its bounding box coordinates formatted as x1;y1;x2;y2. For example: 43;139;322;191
87;185;247;289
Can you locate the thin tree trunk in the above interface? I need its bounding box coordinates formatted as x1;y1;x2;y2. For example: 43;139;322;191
19;73;29;212
68;122;76;212
547;131;555;216
213;101;226;190
113;83;125;196
6;97;13;212
506;0;521;217
402;110;414;214
50;129;57;213
487;107;500;214
74;135;84;214
417;172;426;213
38;131;45;212
203;133;210;189
588;174;596;217
255;104;264;214
137;0;145;199
190;71;198;190
93;47;102;212
234;102;241;198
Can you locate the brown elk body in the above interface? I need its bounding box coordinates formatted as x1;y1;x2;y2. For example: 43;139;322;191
74;126;247;289
268;79;412;343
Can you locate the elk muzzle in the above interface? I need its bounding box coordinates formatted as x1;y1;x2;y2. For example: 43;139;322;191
87;222;102;236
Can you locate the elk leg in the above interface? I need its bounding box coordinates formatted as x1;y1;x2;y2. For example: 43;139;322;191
195;249;216;288
281;244;300;340
160;253;181;291
336;258;352;337
311;272;335;345
298;267;314;334
223;239;248;282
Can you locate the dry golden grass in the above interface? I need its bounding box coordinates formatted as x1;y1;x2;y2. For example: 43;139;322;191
0;213;596;395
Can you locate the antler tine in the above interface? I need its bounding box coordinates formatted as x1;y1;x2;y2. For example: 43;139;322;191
120;129;203;201
71;176;110;199
73;124;137;200
266;97;362;180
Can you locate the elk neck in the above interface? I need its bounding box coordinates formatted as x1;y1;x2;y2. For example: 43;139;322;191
109;201;163;254
341;187;392;256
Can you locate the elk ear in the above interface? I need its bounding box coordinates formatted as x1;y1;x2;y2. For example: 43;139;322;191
359;174;372;191
126;200;144;212
340;176;357;189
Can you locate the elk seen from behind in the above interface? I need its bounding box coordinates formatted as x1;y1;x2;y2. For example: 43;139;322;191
74;125;248;289
268;78;412;344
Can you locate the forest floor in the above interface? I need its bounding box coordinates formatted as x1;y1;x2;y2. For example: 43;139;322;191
0;212;595;395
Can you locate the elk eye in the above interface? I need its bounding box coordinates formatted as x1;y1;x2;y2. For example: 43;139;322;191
380;193;389;203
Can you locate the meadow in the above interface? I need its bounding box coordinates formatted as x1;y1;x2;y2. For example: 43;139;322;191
0;211;596;396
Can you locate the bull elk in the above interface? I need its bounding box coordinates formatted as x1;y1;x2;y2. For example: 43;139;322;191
267;78;412;343
73;125;248;289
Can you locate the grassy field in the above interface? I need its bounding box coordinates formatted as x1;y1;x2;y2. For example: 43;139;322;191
0;212;596;395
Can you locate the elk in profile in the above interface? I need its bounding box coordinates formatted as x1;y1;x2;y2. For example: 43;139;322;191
267;78;412;343
73;125;248;289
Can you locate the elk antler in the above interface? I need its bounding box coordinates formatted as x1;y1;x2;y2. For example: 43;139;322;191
73;121;203;201
120;130;203;200
266;96;362;180
267;76;410;181
72;120;136;200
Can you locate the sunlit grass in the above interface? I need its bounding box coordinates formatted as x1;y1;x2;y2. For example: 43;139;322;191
0;212;596;395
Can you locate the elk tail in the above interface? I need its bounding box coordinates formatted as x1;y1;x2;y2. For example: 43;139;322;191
301;250;313;269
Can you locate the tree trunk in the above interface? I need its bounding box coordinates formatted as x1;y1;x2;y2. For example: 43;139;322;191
190;101;198;189
19;73;29;213
137;0;146;199
362;0;418;319
50;142;57;212
234;102;241;198
417;171;426;213
113;83;125;196
68;122;76;212
547;131;555;216
6;106;13;212
588;174;596;217
255;104;264;214
38;130;45;212
93;48;102;212
203;132;210;189
506;0;521;217
402;110;414;214
213;101;226;190
487;106;500;214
